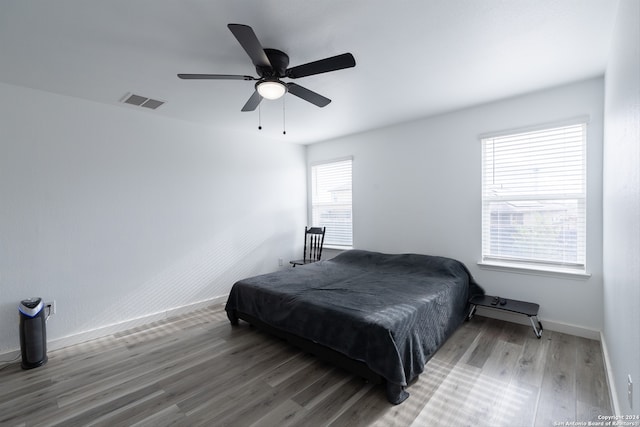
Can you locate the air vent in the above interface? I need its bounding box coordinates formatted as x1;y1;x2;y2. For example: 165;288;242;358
120;93;165;110
140;99;164;110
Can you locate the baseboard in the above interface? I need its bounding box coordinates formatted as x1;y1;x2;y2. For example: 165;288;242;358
3;298;602;364
0;349;20;365
600;331;621;416
49;296;228;352
0;296;228;360
474;306;601;340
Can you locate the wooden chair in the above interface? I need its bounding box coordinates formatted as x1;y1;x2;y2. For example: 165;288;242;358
290;226;326;267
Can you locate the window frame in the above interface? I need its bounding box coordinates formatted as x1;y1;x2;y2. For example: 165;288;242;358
309;156;353;249
478;118;590;277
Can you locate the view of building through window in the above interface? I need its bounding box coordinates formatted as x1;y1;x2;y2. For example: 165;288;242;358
481;123;586;269
311;158;353;247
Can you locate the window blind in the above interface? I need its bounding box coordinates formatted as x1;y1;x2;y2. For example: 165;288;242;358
311;158;352;246
481;123;586;270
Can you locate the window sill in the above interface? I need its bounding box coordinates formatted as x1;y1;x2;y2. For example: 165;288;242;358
477;260;591;280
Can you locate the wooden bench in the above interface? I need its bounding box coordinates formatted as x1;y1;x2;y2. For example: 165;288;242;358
467;295;543;338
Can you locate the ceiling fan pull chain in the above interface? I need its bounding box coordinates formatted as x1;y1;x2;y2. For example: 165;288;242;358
282;95;286;135
258;103;262;130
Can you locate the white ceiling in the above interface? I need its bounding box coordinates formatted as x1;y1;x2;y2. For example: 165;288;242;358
0;0;618;144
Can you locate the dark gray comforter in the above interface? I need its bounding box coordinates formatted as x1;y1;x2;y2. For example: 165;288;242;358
225;249;484;404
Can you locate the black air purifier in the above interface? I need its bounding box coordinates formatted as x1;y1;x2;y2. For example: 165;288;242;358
19;297;48;369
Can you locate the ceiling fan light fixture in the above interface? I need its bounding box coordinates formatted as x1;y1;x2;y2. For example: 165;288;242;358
257;80;286;100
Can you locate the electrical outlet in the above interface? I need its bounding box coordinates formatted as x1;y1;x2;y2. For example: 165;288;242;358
278;258;284;267
629;375;633;408
45;300;56;316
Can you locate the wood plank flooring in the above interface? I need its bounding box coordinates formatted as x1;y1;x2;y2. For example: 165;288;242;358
0;304;612;426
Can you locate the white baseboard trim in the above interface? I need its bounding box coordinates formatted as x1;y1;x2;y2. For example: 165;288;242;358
0;296;228;360
0;349;20;365
2;298;603;365
48;296;229;352
474;307;601;340
600;331;621;416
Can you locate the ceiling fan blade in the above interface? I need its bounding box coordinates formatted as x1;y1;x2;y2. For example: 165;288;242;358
286;53;356;79
227;24;272;69
286;83;331;107
241;90;263;112
177;74;256;80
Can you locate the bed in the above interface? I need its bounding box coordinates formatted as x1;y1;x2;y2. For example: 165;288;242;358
225;249;484;404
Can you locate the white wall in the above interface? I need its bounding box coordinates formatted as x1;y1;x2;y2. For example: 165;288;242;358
0;82;307;354
603;0;640;414
307;78;604;336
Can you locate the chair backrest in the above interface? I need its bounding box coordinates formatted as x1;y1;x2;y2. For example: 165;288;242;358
304;226;326;262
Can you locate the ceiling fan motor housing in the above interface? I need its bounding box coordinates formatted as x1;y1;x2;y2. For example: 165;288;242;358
259;48;290;78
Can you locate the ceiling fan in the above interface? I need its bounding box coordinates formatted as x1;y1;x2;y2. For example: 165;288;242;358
178;24;356;112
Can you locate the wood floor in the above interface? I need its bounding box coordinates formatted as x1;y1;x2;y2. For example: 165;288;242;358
0;304;612;427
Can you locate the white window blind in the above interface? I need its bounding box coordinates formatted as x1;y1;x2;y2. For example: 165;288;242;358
481;123;587;270
311;158;352;247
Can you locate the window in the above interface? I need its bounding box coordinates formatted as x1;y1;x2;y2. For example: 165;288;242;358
481;122;587;272
311;158;352;247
